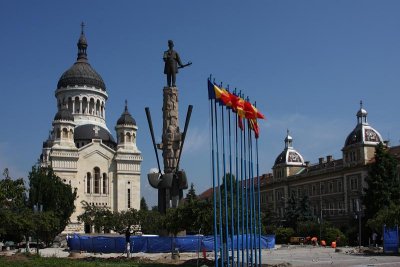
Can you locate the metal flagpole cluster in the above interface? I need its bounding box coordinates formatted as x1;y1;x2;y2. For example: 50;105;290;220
207;76;265;266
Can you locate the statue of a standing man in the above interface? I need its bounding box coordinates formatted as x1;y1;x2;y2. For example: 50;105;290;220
163;40;191;87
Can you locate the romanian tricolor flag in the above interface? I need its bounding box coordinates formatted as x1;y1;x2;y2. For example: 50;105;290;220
213;84;231;106
249;118;260;139
244;101;265;120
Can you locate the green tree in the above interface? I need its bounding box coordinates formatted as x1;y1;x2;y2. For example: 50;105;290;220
364;143;400;227
186;183;197;202
139;209;164;234
140;197;148;211
28;166;77;241
284;195;313;231
0;169;31;242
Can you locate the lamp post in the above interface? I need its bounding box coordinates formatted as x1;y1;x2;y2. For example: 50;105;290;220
33;203;43;255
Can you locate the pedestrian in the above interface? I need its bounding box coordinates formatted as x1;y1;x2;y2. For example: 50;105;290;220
125;226;132;258
372;232;377;247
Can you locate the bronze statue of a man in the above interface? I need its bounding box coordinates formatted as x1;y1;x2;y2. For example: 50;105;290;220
163;40;191;87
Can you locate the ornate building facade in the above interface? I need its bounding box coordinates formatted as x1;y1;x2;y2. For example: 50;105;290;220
40;26;142;233
261;102;400;226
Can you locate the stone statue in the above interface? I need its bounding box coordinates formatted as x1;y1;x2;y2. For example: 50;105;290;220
163;40;191;87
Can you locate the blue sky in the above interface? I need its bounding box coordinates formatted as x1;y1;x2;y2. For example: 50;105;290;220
1;1;399;206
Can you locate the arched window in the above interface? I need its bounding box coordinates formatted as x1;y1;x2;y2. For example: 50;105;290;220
86;172;91;193
82;97;88;114
75;97;80;113
119;133;124;143
94;167;100;194
56;129;61;139
68;97;73;113
126;132;131;142
62;128;68;139
102;173;107;194
89;98;95;115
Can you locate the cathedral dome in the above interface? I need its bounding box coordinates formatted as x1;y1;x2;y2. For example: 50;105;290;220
54;105;74;121
274;130;305;166
74;124;116;147
117;101;136;126
344;102;382;147
57;24;106;91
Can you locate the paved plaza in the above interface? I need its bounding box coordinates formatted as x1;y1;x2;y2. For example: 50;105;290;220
2;245;400;266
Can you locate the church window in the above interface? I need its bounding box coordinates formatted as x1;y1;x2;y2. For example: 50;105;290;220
56;129;61;139
68;97;73;113
103;173;107;194
94;167;100;194
126;132;132;142
62;128;68;138
82;97;88;114
120;133;124;143
89;98;95;115
127;189;131;209
86;172;91;193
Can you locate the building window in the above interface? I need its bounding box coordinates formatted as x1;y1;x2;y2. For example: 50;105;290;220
127;189;131;209
320;183;325;194
338;201;344;214
329;202;335;215
102;173;107;194
94;167;100;194
297;188;302;197
312;184;316;195
350;177;358;191
126;132;132;142
86;172;91;193
337;180;342;192
328;182;334;193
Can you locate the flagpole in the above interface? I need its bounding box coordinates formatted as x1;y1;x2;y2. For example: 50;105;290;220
240;115;245;267
214;92;224;265
248;119;254;265
249;123;258;266
208;78;219;267
234;109;240;267
243;109;249;265
221;96;230;267
228;102;235;267
256;137;262;266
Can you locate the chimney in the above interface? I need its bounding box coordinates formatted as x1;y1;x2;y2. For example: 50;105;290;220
318;157;325;164
326;155;333;163
305;161;310;167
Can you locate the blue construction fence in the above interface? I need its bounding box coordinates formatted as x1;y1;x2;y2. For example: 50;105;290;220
383;225;399;254
67;234;275;253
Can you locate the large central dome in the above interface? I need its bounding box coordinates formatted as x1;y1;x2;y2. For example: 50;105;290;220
57;26;106;91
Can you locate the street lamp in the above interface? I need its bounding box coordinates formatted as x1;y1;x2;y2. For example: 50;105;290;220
33;203;43;255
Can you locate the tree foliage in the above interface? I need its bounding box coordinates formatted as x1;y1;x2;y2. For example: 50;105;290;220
140;197;148;211
364;143;400;229
28;166;77;239
284;195;313;231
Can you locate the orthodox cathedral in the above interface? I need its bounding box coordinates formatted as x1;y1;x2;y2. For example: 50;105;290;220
40;25;142;233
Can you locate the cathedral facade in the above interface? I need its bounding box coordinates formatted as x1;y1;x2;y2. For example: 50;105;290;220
40;26;142;233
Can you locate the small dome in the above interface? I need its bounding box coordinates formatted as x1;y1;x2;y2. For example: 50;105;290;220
57;24;106;91
274;130;305;166
54;105;74;121
117;101;136;126
344;102;382;147
74;124;116;148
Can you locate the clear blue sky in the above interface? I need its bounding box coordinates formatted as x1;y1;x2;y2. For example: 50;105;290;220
1;1;399;206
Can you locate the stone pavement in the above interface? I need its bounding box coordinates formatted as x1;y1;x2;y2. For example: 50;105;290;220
2;245;400;266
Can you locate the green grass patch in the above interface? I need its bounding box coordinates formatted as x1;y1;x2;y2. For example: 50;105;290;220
0;254;206;267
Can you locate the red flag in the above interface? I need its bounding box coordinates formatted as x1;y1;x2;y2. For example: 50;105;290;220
249;118;260;138
238;114;244;130
244;101;265;120
213;84;231;106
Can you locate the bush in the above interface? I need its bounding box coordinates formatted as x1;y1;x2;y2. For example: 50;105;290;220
296;220;320;237
324;227;347;246
274;227;295;244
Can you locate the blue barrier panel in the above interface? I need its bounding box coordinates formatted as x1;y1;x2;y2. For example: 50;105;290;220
92;236;115;253
68;234;274;253
131;236;147;253
147;237;172;253
175;236;203;252
383;225;399;254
